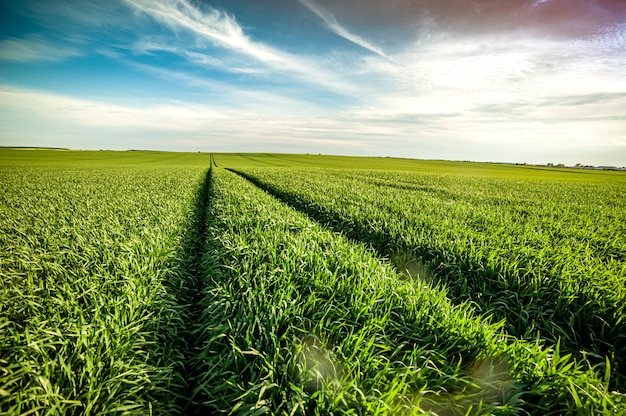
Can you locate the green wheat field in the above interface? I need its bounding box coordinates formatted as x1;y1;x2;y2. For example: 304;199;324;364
1;149;625;415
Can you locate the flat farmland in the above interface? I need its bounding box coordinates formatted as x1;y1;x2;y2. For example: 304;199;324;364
1;149;625;415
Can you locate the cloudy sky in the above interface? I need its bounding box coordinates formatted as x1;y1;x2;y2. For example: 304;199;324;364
1;0;625;165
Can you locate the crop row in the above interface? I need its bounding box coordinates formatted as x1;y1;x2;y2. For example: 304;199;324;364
0;164;208;414
189;168;624;414
232;167;626;388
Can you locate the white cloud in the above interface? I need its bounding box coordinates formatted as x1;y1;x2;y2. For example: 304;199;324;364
126;63;332;117
298;0;389;59
123;0;286;64
121;0;357;94
531;0;553;7
0;86;224;131
350;29;626;118
131;39;265;74
1;83;624;165
3;1;624;165
0;85;359;148
0;37;81;62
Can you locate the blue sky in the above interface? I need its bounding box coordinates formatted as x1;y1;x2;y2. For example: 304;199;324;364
1;0;625;165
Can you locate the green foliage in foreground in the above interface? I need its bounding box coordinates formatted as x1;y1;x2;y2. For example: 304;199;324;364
2;149;625;414
0;163;208;414
233;167;626;388
191;168;624;414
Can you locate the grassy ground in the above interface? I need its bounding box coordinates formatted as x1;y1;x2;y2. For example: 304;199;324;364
0;149;212;167
233;166;626;387
212;152;626;182
0;154;208;413
3;149;624;182
1;148;625;414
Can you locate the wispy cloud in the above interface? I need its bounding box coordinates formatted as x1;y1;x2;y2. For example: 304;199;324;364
298;0;389;59
582;22;626;52
3;0;624;165
0;85;371;153
2;82;625;165
126;63;334;116
0;85;224;130
121;0;357;93
122;0;286;64
356;28;626;111
0;36;81;62
131;39;265;75
531;0;552;8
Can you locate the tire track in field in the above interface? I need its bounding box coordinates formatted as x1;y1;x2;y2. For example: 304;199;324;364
168;166;214;414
